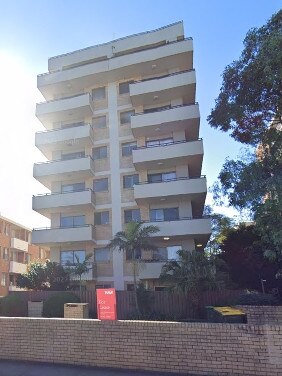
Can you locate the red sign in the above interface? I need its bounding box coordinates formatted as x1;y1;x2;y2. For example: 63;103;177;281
96;288;117;320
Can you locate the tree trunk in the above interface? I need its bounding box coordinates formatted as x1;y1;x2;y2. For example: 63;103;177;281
132;249;140;314
79;275;82;301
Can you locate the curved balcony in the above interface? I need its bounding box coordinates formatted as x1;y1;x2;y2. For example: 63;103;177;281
35;123;94;159
33;189;95;219
33;156;95;189
134;176;207;207
131;103;200;139
144;217;212;245
36;93;94;128
32;224;96;246
129;70;196;107
132;139;203;176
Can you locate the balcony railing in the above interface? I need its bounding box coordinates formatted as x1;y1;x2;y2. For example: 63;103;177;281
134;138;202;151
133;102;198;116
136;175;206;185
132;68;195;84
34;155;94;165
35;122;91;134
33;188;94;197
36;93;92;105
144;215;210;223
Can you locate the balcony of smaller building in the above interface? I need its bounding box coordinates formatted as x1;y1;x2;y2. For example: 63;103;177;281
132;139;203;177
10;238;29;252
36;93;94;127
131;103;200;139
32;224;95;247
35;123;94;159
33;155;95;189
129;70;196;107
9;261;27;274
134;176;207;206
33;189;95;219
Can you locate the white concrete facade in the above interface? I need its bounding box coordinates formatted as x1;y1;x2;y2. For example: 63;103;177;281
32;22;211;291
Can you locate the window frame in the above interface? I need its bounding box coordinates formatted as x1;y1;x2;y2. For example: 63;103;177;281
124;209;141;223
92;146;108;160
95;248;110;263
123;174;139;189
121;141;137;157
119;81;134;95
120;110;135;125
92;86;106;101
93;178;109;192
60;215;85;228
94;211;110;225
92;115;107;129
60;250;86;266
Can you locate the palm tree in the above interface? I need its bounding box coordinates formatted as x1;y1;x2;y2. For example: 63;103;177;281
69;253;93;300
108;221;159;313
160;249;226;316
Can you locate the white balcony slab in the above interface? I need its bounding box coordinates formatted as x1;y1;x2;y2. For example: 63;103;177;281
38;39;193;100
134;177;207;205
131;104;200;139
33;189;95;219
35;124;94;159
10;238;29;252
32;225;95;246
36;93;94;127
147;218;212;244
133;140;203;176
33;156;94;189
130;70;196;107
9;261;27;274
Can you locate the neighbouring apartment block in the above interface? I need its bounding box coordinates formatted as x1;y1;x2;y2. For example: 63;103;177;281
32;22;212;291
0;215;50;296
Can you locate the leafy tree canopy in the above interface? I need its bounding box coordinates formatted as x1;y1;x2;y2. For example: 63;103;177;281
17;261;70;291
208;10;282;145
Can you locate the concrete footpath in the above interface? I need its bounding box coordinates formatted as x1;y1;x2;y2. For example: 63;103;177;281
0;360;197;376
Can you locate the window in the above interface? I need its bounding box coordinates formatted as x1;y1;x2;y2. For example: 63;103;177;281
123;174;139;188
92;87;106;101
61;182;85;193
155;286;167;291
60;215;85;228
61;151;85;160
150;208;179;222
94;211;109;225
146;138;173;147
1;273;7;286
124;209;141;223
93;178;108;192
119;81;133;95
148;172;176;183
95;248;110;262
2;248;9;260
95;284;112;289
61;121;84;129
92;146;107;160
153;248;167;261
167;246;181;260
144;105;171;114
120;110;135;125
60;250;86;266
93;115;107;129
121;141;137;156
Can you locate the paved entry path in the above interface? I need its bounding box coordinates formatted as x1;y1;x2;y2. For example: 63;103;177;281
0;360;200;376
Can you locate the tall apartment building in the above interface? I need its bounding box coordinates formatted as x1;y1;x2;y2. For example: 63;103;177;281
0;215;50;296
32;22;211;291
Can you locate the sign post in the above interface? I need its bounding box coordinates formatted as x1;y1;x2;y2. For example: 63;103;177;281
96;288;117;320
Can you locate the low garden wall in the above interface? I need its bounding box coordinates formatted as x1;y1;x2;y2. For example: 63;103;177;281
0;317;281;376
237;305;282;325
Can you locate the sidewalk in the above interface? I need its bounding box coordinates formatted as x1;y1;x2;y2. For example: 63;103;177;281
0;360;193;376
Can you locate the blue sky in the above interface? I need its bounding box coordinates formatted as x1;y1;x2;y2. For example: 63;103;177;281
0;0;280;228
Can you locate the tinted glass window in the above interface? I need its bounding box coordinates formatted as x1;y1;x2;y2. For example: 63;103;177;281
121;142;137;156
95;248;110;262
61;151;85;160
119;81;133;95
94;211;109;225
92;87;106;100
93;146;107;160
61;182;85;193
123;174;139;188
92;115;106;129
93;178;108;192
124;209;141;223
120;110;135;125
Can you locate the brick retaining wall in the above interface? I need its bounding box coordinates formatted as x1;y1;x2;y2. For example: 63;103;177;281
237;305;282;325
0;318;281;375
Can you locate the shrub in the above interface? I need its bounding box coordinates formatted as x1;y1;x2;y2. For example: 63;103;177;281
0;295;27;316
233;291;279;306
43;292;80;317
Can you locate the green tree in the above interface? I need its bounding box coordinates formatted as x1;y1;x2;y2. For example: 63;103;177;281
17;261;70;291
207;10;282;268
217;224;282;292
67;253;93;300
160;249;226;316
108;221;159;313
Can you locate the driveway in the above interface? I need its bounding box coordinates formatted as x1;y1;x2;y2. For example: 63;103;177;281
0;360;197;376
